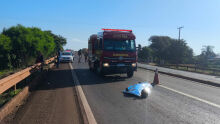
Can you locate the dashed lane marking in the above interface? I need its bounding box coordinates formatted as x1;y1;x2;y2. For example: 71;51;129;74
159;84;220;109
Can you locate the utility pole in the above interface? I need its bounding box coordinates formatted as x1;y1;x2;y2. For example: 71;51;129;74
177;26;184;41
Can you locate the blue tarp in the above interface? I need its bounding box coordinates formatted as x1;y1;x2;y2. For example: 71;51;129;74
123;82;153;97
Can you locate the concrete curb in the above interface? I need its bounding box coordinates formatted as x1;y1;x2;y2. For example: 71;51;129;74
138;66;220;87
69;63;97;124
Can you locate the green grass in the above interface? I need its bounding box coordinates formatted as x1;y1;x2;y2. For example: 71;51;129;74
0;89;22;107
0;69;14;79
0;68;24;79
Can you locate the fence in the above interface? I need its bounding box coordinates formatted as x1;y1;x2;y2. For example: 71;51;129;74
163;64;220;75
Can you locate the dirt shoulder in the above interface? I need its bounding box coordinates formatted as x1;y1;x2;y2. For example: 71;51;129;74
1;63;83;124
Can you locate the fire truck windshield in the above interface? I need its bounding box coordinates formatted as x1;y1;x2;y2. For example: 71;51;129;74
104;39;135;51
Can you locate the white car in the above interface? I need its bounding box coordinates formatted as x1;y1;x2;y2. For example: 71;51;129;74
59;52;74;63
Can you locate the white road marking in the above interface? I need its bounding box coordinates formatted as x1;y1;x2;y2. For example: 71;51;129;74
159;84;220;109
69;63;97;124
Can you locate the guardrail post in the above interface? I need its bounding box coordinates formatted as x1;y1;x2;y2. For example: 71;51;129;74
14;84;16;94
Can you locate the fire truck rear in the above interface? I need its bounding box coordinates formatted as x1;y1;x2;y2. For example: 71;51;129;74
88;29;137;78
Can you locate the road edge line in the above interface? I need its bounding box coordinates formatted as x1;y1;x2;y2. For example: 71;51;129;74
138;65;220;87
69;63;97;124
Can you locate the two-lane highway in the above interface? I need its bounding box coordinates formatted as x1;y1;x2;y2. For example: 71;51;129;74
73;57;220;124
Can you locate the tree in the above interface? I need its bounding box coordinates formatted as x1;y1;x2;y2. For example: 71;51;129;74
201;46;215;58
148;36;193;64
149;36;172;63
2;25;56;67
166;39;194;64
0;24;66;69
137;44;142;52
45;31;67;51
198;46;216;66
0;34;12;69
138;46;153;62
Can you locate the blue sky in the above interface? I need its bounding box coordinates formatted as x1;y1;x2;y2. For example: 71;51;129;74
0;0;220;55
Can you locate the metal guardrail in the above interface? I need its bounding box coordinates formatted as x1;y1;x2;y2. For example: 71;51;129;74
0;57;56;95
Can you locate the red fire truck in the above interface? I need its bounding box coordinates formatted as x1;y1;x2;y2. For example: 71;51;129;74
88;29;137;77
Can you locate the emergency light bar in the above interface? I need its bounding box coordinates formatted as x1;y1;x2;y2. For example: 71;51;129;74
102;28;132;32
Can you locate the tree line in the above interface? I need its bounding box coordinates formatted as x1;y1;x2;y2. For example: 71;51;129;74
138;36;217;67
0;24;66;70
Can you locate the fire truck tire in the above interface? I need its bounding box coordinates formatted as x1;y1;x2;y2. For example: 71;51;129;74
96;66;104;76
89;64;92;71
89;66;92;71
88;61;93;71
127;70;134;78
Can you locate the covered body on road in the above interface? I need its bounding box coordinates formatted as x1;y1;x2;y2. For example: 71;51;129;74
123;82;153;98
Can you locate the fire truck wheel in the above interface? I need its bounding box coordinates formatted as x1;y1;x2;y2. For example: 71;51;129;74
89;65;93;71
88;61;93;71
127;70;134;78
89;66;92;71
97;66;105;77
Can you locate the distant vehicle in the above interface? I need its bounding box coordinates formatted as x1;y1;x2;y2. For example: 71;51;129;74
88;29;137;77
59;52;74;63
64;49;75;58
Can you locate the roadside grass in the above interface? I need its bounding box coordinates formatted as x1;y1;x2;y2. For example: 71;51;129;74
0;68;25;80
0;69;14;79
0;89;22;107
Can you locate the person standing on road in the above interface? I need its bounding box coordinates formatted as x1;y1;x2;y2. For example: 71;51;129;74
56;50;60;68
84;50;88;63
78;49;82;63
35;52;44;71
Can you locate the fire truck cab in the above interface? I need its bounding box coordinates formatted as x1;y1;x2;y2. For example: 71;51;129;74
88;29;137;78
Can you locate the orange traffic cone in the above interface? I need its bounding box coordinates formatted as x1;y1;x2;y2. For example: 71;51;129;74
152;68;159;86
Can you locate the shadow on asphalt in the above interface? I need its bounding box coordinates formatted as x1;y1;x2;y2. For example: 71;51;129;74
33;68;75;91
74;68;149;100
33;66;129;91
73;68;129;86
122;92;148;100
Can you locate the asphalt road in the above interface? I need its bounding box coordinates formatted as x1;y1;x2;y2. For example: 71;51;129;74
73;57;220;124
2;63;82;124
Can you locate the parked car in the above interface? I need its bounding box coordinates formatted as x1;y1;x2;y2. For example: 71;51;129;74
59;52;74;63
